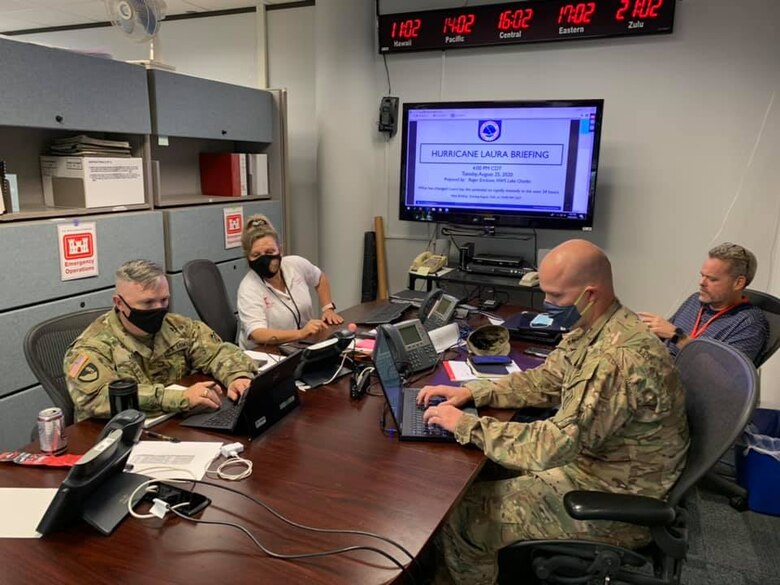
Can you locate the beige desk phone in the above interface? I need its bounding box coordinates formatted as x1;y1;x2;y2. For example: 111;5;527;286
519;271;540;287
410;251;447;275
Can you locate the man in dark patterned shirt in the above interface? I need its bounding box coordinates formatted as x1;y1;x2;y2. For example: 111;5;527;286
639;242;768;364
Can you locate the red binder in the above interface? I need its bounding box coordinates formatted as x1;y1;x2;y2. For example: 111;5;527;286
199;153;242;197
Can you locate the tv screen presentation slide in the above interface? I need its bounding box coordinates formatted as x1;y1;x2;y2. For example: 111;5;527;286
403;105;599;219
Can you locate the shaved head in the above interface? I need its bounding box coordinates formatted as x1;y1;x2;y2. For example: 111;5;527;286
539;239;616;328
541;239;614;290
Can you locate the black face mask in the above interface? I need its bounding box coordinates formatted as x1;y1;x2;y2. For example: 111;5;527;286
249;254;282;279
118;296;168;335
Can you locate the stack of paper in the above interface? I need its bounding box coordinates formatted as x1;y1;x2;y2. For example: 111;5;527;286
127;441;223;480
49;135;132;157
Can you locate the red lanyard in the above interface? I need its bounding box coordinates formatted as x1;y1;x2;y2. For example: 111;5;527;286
690;297;747;339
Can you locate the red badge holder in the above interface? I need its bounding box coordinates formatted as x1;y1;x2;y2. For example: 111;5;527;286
0;451;82;467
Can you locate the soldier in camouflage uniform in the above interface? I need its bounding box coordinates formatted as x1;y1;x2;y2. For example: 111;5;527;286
418;240;690;585
64;259;257;422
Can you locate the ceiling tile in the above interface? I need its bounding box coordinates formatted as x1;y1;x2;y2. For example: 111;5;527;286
59;2;115;22
0;1;28;13
0;8;86;27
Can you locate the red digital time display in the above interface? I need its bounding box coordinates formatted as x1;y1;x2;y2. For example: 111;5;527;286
378;0;675;53
391;18;421;40
615;0;665;21
443;13;476;35
558;3;597;25
497;9;534;31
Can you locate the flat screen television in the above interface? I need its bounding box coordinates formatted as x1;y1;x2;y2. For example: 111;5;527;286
398;99;604;230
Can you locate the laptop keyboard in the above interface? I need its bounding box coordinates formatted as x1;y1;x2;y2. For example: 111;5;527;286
198;404;241;429
403;394;452;438
359;302;413;325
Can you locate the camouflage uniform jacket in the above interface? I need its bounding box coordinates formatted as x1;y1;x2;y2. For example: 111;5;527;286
64;310;257;422
458;301;690;497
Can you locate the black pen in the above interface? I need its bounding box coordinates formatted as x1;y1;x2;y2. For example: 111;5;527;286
143;429;180;443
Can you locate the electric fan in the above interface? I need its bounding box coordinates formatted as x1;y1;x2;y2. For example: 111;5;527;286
105;0;175;70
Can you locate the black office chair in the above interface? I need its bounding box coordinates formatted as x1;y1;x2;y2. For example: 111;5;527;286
23;307;111;427
744;288;780;367
499;338;758;585
702;288;780;508
181;259;238;343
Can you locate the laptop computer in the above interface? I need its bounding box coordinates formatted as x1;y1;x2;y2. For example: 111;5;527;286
180;351;303;439
373;328;477;442
503;311;568;344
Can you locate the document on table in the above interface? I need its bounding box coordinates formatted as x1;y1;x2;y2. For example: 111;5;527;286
127;441;222;480
0;488;57;538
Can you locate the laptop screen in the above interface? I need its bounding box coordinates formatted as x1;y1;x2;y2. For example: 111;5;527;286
373;329;404;425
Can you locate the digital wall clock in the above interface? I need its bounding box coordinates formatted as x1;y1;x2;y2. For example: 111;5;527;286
378;0;675;53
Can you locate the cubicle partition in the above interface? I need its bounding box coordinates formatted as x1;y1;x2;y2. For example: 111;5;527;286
163;200;284;319
0;211;165;449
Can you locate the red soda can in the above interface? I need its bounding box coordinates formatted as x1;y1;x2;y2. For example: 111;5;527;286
38;408;68;454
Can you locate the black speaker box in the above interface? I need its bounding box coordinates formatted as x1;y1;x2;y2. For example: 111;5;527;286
361;231;378;302
459;242;475;270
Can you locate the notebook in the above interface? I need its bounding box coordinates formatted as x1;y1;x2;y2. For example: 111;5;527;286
180;351;302;439
373;328;476;442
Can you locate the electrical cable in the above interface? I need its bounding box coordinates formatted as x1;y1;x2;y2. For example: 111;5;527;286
207;456;253;481
167;506;414;583
321;350;351;387
128;476;195;520
133;477;419;583
383;54;392;95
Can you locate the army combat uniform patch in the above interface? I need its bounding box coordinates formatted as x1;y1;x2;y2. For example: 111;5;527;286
77;363;100;383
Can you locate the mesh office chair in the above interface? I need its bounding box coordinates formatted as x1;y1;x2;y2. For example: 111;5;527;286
703;288;780;509
181;259;238;343
744;289;780;367
499;338;758;585
23;307;110;427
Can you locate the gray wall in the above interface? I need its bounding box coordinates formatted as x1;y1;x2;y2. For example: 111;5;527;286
311;0;780;405
267;6;318;263
18;1;780;409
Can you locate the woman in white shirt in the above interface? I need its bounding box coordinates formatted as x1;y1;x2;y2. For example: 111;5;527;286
237;214;343;348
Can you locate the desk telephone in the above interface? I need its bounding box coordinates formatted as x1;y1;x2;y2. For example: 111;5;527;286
419;288;460;331
519;271;540;287
410;251;447;275
378;319;439;374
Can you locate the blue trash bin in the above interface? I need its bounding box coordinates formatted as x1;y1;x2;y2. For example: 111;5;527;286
735;408;780;516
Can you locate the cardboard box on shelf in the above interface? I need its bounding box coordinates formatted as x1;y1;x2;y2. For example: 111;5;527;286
40;156;145;209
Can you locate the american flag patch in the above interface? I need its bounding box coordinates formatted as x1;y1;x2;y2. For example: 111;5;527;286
68;354;89;378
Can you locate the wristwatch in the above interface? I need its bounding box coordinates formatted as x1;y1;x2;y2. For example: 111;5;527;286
669;327;685;345
321;302;336;313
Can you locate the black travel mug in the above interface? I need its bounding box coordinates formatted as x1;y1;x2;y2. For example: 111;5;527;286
108;378;140;417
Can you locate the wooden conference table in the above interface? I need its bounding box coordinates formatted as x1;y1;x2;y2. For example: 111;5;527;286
0;301;544;585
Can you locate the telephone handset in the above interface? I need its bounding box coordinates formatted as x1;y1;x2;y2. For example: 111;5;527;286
378;319;439;374
295;329;355;382
419;288;460;331
410;251;447;275
519;271;540;287
96;409;145;445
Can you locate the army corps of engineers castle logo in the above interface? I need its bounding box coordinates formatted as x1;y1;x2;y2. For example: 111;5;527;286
478;120;502;142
